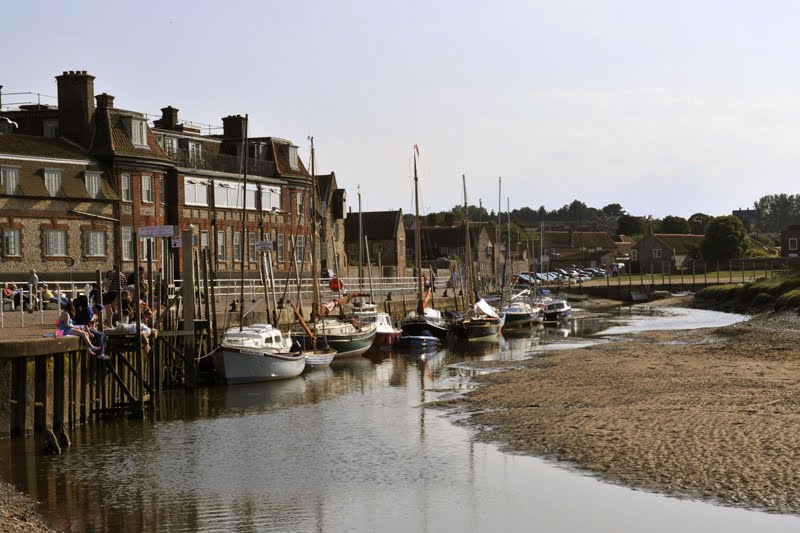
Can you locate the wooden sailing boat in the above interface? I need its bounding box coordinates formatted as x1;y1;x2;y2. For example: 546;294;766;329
399;146;450;342
210;115;307;383
451;175;503;341
292;137;375;359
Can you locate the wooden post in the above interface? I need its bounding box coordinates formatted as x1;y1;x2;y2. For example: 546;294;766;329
182;227;197;390
703;261;707;285
740;260;745;282
729;260;733;283
716;260;720;284
133;237;144;417
691;260;696;289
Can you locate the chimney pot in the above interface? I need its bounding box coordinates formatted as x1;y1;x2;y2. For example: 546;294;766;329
95;93;114;108
155;106;179;130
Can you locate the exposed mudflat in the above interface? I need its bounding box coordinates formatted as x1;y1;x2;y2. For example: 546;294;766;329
438;309;800;514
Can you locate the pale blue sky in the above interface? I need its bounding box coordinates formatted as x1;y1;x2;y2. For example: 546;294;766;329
4;0;800;219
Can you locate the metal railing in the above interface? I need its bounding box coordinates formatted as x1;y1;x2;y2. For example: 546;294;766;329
173;148;277;177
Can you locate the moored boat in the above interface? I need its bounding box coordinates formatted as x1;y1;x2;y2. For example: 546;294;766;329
542;299;572;322
211;324;306;384
353;300;402;348
294;317;377;358
500;294;542;329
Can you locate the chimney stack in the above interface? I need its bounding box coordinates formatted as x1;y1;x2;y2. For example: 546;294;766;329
95;93;114;109
154;106;179;130
222;114;247;139
56;70;95;148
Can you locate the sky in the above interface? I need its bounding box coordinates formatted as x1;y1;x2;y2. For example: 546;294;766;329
4;0;800;220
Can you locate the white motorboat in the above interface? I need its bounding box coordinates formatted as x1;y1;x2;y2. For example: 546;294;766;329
211;324;306;384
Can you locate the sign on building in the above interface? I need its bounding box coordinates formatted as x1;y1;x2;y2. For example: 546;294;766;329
138;225;177;238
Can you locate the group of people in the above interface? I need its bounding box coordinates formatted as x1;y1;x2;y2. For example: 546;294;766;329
2;266;159;358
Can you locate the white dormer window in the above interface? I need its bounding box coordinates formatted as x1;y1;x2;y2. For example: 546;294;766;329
85;171;102;199
1;166;20;195
288;145;299;170
130;118;148;148
164;136;177;156
188;141;202;165
44;169;63;197
652;248;662;259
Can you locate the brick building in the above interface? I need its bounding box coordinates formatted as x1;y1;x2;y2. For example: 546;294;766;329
344;210;406;276
0;70;332;280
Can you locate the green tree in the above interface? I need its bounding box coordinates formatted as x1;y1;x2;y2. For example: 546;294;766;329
658;215;690;234
753;193;800;232
701;215;749;261
602;203;625;217
617;214;644;236
688;213;712;234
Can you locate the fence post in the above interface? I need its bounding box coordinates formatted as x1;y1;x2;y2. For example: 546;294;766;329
729;260;733;283
716;260;720;284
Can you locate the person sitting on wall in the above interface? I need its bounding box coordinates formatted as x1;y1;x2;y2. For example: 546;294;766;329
58;302;102;355
49;284;70;309
10;283;30;311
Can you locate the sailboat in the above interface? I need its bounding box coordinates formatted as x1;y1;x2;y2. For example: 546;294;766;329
291;138;376;359
451;175;504;341
211;115;306;384
499;196;540;329
399;146;451;343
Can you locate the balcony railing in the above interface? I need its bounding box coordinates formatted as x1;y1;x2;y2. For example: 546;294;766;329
173;148;277;177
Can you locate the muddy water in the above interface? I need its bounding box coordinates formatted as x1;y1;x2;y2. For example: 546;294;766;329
1;306;798;532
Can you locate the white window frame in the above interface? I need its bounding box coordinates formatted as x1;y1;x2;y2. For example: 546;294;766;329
84;230;106;257
141;237;153;260
121;174;132;202
217;231;226;261
652;248;662;259
248;231;256;262
85;171;102;199
141;175;153;203
184;177;209;206
43;229;67;257
632;249;639;261
296;192;304;217
201;230;209;250
1;166;20;195
44;169;62;197
122;226;134;261
188;142;202;165
261;185;281;212
288;145;299;170
790;238;798;252
131;118;148;148
163;136;177;157
277;233;285;262
3;229;21;257
233;232;242;262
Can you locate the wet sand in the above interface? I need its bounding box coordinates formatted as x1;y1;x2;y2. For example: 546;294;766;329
0;482;54;532
439;304;800;514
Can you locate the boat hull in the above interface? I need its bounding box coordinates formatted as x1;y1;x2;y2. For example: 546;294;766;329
451;317;502;341
400;318;450;340
296;329;377;359
211;347;306;384
502;312;540;329
304;349;337;368
373;330;402;348
543;309;572;322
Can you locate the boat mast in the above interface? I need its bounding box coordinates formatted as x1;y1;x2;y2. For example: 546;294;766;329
238;114;249;332
463;174;473;306
505;196;511;292
358;185;363;292
309;136;320;341
413;146;424;311
496;177;501;293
